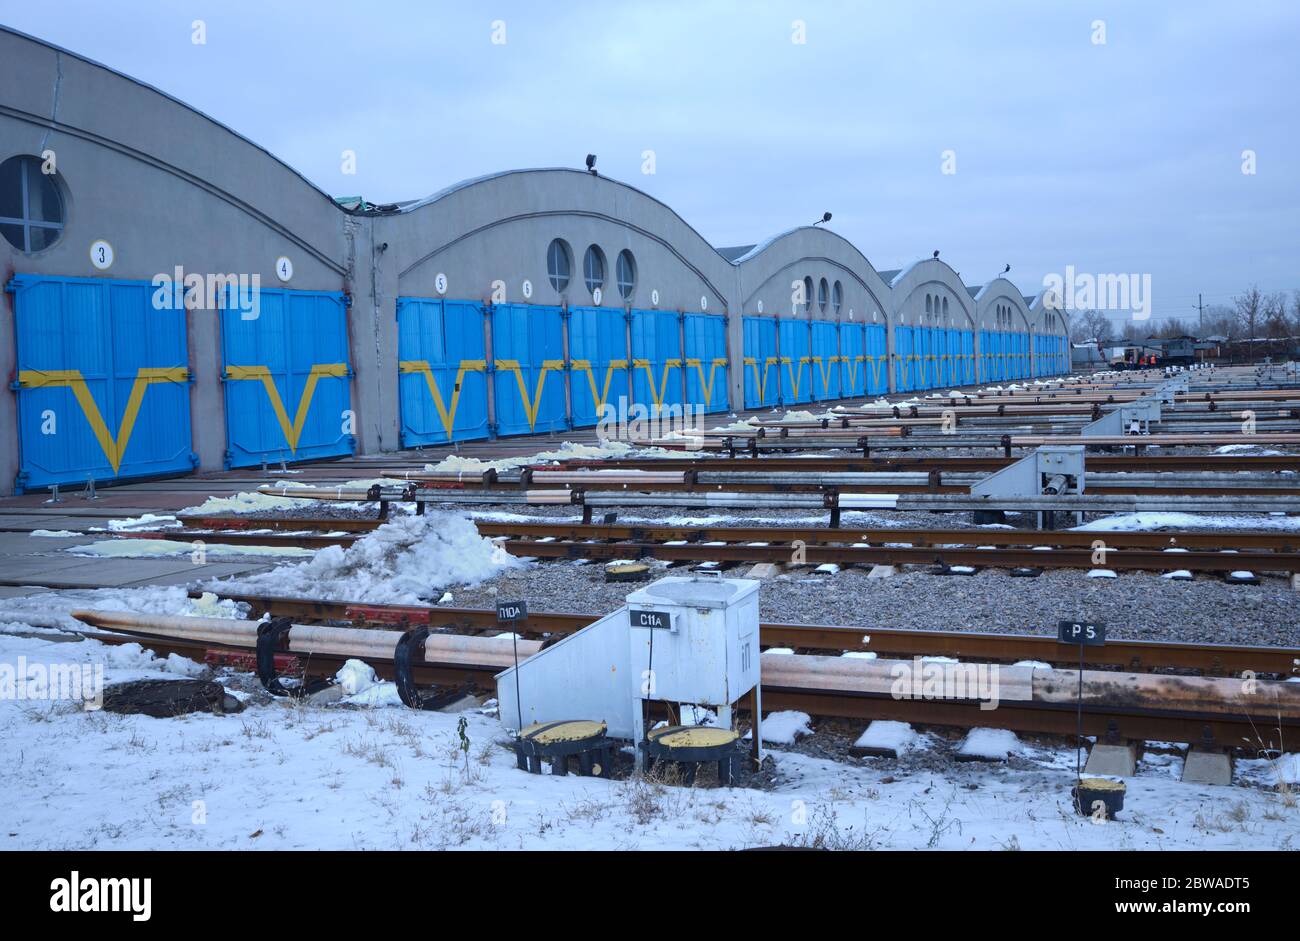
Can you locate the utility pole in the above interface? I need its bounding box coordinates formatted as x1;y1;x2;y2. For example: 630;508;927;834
1197;293;1204;334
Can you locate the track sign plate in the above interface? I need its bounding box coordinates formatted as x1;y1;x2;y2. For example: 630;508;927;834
629;608;671;630
497;600;528;623
1057;620;1106;646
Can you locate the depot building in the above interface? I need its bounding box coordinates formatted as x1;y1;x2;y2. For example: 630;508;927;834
0;26;1070;496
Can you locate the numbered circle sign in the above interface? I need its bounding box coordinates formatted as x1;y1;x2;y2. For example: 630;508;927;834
89;240;114;270
435;272;448;295
700;295;708;311
275;256;293;282
650;289;660;306
757;299;764;313
592;286;603;305
522;279;533;299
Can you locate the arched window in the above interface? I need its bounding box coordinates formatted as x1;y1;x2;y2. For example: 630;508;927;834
583;245;606;297
942;297;949;324
818;278;829;313
832;281;843;316
925;295;933;317
546;239;572;293
0;155;65;253
803;276;814;315
615;249;636;300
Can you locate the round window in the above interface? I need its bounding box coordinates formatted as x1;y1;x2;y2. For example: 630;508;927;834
546;239;572;293
0;155;65;253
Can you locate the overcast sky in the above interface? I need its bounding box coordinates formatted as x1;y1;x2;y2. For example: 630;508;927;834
4;0;1297;324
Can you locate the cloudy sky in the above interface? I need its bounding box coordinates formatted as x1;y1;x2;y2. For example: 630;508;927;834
4;0;1297;324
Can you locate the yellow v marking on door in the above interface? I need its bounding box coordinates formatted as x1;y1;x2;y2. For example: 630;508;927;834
743;357;777;402
631;358;682;409
813;355;840;393
226;363;348;453
399;359;486;437
781;356;810;400
570;359;628;415
843;356;862;392
17;367;189;474
686;357;728;405
496;359;565;430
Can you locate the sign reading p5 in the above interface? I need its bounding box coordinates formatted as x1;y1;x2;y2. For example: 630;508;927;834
1057;620;1106;646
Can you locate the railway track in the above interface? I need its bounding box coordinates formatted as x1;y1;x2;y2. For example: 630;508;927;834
112;518;1300;575
191;589;1300;677
67;590;1295;749
377;468;1300;496
181;517;1300;550
553;454;1300;473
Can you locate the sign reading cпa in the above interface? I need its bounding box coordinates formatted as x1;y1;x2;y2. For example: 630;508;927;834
50;871;151;922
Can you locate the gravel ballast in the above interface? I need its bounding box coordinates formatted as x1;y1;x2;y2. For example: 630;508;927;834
450;560;1300;647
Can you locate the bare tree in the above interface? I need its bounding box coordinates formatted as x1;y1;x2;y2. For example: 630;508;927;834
1070;309;1112;347
1203;305;1238;340
1234;286;1263;343
1263;293;1289;339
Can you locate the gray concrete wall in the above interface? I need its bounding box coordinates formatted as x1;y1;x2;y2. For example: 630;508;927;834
731;227;891;403
0;27;352;492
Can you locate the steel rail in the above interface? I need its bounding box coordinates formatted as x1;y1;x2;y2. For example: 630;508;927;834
78;627;1297;749
552;455;1300;473
176;517;1300;552
193;590;1300;676
496;537;1300;573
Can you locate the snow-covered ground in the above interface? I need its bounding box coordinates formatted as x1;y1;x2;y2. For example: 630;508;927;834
2;437;1298;851
0;629;1296;850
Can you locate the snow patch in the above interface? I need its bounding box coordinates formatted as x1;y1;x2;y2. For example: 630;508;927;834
749;710;812;745
958;728;1021;760
68;539;313;560
216;512;523;604
853;720;918;754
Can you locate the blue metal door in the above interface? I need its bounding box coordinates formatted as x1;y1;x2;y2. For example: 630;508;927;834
683;313;729;414
778;319;812;404
742;316;778;409
894;325;917;392
866;324;888;394
10;273;193;493
840;323;865;398
630;309;683;415
569;306;629;428
811;321;840;401
959;330;975;384
397;297;489;446
221;288;352;467
492;304;567;436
